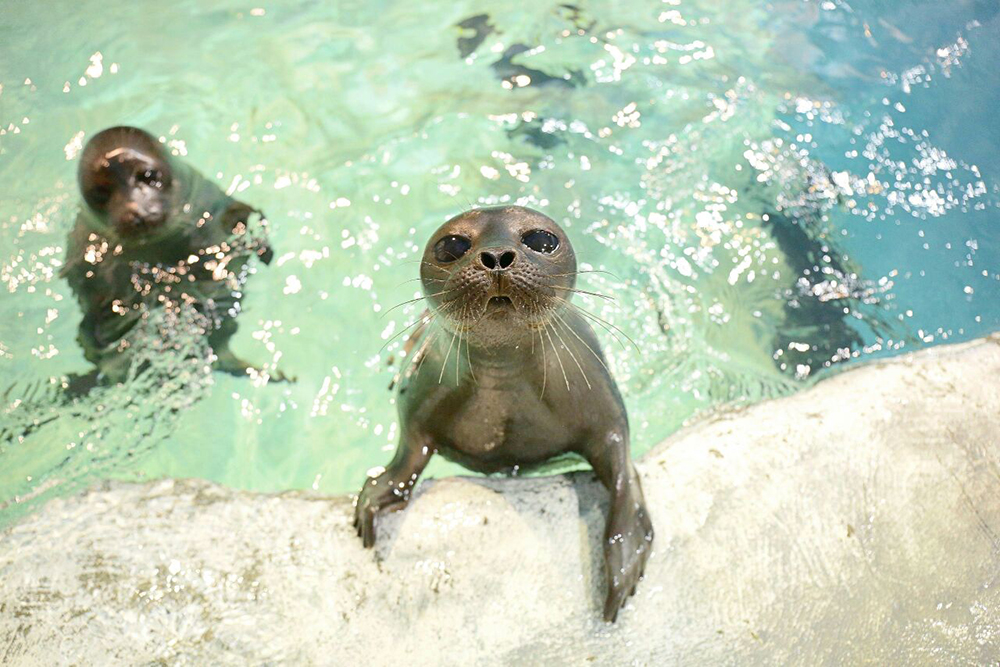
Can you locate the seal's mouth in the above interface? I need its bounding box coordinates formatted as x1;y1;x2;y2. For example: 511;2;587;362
114;209;168;239
487;296;513;307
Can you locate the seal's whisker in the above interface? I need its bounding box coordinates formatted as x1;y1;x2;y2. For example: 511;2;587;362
550;298;626;351
530;314;536;354
552;310;610;376
548;285;616;302
390;302;452;387
399;259;441;267
407;330;438;382
456;306;465;386
382;287;459;318
432;296;464;318
550;316;592;389
389;312;435;390
394;276;443;288
573;307;628;352
543;320;571;392
379;310;433;355
562;300;639;353
398;259;464;283
547;269;622;280
532;304;548;399
438;317;462;385
442;189;477;216
436;297;462;312
461;306;478;385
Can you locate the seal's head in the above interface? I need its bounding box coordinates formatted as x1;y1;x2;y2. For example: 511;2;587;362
78;126;173;241
420;206;576;347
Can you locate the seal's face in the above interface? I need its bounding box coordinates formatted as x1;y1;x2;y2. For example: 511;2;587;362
420;206;576;347
78;126;174;242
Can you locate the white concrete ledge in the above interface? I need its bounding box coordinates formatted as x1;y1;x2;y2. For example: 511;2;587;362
2;336;1000;665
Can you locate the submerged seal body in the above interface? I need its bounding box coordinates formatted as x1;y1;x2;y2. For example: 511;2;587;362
354;205;653;622
61;126;275;388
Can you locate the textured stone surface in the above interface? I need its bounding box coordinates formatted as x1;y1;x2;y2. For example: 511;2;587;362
2;336;999;665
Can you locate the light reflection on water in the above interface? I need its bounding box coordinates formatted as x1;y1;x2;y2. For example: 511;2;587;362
0;0;997;524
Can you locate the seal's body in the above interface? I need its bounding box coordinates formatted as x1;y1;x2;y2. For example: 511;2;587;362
62;126;274;386
355;206;653;622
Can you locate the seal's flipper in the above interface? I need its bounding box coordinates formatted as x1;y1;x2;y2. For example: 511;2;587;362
209;324;295;383
354;429;434;547
258;243;274;265
62;370;102;400
219;202;273;265
211;346;253;377
580;432;654;623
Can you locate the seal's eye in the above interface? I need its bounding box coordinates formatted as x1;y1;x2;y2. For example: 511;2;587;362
89;186;112;206
434;235;472;263
521;229;559;254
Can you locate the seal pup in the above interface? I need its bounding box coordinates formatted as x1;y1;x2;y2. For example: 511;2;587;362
354;205;653;622
61;126;279;391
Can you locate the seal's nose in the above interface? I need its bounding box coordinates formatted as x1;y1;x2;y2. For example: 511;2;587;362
479;248;517;270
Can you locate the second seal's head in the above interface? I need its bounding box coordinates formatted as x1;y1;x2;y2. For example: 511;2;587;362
420;205;577;347
78;126;174;242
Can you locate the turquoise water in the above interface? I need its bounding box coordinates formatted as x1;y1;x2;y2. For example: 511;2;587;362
1;0;997;524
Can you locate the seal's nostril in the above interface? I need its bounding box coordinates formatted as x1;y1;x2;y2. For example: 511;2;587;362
481;249;516;270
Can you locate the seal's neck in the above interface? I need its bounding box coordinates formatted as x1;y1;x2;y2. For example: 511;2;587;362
452;309;572;365
463;339;537;368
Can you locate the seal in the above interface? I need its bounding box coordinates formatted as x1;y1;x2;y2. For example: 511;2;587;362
61;126;278;391
354;205;653;622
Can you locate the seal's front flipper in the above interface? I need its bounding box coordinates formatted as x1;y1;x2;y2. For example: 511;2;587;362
212;346;253;377
257;243;274;265
62;370;102;400
250;207;274;264
354;430;433;548
228;204;273;265
581;431;655;623
602;490;653;622
209;319;294;382
212;345;295;383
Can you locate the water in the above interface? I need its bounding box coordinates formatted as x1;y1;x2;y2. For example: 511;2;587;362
0;0;997;525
